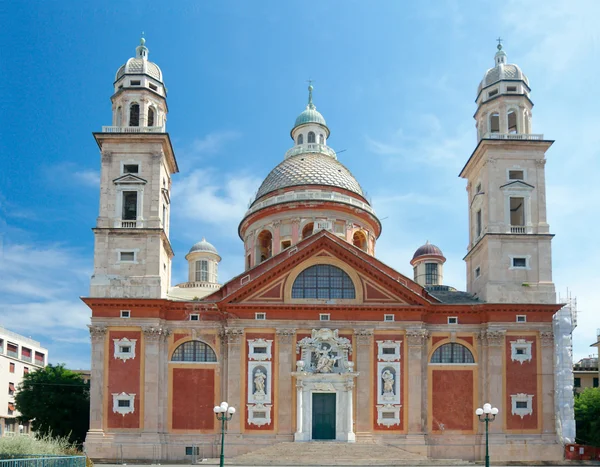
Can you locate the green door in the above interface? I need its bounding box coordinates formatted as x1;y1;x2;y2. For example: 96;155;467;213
312;393;336;440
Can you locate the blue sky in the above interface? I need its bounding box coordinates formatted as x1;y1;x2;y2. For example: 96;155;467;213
1;1;599;369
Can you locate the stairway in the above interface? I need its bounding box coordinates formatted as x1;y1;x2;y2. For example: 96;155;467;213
227;441;469;465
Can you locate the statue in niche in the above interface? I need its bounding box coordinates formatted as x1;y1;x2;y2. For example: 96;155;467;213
382;369;395;395
253;369;266;395
315;345;340;373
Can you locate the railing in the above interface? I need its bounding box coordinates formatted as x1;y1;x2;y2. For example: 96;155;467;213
114;219;143;228
101;125;165;133
510;225;527;234
483;132;544;141
284;143;337;159
21;355;32;363
34;359;44;367
7;350;18;359
0;456;86;467
246;189;376;217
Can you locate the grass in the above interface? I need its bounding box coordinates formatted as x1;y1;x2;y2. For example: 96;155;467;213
0;433;80;456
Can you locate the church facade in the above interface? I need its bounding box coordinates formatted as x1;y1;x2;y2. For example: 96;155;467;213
84;38;568;462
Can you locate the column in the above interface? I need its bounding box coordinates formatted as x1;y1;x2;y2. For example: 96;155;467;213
88;325;107;432
485;329;505;433
294;380;303;440
143;326;170;434
354;329;374;440
272;221;282;255
291;219;300;245
345;379;355;441
225;327;244;433
276;329;296;438
406;329;428;434
540;331;555;435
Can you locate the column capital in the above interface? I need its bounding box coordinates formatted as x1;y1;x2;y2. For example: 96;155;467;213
406;329;429;346
354;329;374;345
276;328;296;344
540;331;554;346
535;158;547;167
480;329;506;346
143;326;171;342
291;218;301;226
88;325;107;342
222;327;244;345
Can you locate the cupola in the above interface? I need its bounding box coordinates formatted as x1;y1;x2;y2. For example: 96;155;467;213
289;84;331;152
185;238;221;285
410;241;446;287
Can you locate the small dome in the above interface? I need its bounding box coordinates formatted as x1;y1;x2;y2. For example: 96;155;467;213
412;241;444;260
115;38;163;83
477;44;528;95
294;107;327;128
188;238;218;255
253;153;366;202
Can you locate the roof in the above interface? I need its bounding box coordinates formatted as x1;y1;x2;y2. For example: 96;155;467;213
115;38;163;83
188;238;218;255
412;242;444;261
425;286;482;304
253;153;366;202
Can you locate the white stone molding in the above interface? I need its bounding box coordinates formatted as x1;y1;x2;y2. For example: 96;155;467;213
113;338;137;362
248;361;272;404
88;325;107;343
376;404;402;427
296;328;353;374
247;403;272;427
248;338;273;361
510;339;533;364
510;393;534;418
406;329;429;346
377;362;401;405
112;392;135;416
376;340;402;362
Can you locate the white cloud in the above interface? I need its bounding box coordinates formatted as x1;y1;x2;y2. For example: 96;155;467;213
73;169;100;187
190;131;241;156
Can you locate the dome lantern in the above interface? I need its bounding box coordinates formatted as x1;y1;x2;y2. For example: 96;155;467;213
290;83;331;145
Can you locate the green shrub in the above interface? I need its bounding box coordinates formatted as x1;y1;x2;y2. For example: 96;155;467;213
0;433;78;456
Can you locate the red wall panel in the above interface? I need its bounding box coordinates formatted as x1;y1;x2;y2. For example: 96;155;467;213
431;370;473;431
505;335;538;430
172;368;215;430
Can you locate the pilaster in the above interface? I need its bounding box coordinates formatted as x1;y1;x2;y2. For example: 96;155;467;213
406;329;428;433
354;329;374;439
88;325;107;432
540;330;555;434
224;327;244;433
276;329;296;437
483;329;505;433
142;326;171;433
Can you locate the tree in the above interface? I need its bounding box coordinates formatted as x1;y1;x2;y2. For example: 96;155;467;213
15;364;89;445
574;387;600;447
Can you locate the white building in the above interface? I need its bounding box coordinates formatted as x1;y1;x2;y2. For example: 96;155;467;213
0;327;48;436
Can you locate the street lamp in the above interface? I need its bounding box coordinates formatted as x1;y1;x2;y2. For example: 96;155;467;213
476;403;499;467
214;401;236;467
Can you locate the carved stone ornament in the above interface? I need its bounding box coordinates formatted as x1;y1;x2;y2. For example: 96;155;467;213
484;329;506;346
535;159;547;167
540;331;554;346
406;329;429;346
88;325;107;342
296;328;353;374
143;326;171;342
354;329;374;345
101;150;113;162
224;328;244;344
276;328;296;344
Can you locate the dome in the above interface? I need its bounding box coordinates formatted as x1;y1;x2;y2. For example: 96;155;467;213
412;241;444;260
115;38;163;83
188;238;218;255
294;107;327;128
253;153;366;202
477;44;528;95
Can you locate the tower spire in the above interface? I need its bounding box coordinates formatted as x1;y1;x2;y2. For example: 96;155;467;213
494;37;507;66
307;80;315;110
136;33;149;60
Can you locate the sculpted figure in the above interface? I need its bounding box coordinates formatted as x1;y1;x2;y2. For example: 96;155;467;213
253;369;266;395
382;369;394;395
315;345;339;373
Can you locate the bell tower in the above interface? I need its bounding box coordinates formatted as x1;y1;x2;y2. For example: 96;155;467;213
90;37;178;298
459;41;555;304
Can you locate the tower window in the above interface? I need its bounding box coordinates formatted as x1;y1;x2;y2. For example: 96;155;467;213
122;191;138;220
195;260;209;282
257;230;273;263
508;110;518;134
475;267;481;278
488;89;498;98
281;240;291;250
425;263;439;285
148;107;155;127
297;134;304;145
119;251;135;262
507;86;517;92
512;257;527;268
476;209;482;238
308;131;316;143
130;80;141;86
129;103;140;127
149;83;158;91
510;197;525;226
319;134;324;144
352;231;368;252
123;164;139;174
509;170;524;180
116;106;122;126
490;113;500;133
302;222;314;239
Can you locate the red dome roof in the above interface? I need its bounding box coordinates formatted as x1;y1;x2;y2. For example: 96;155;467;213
412;241;444;260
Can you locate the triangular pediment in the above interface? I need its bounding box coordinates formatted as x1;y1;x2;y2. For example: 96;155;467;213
113;174;147;185
499;180;534;190
208;231;433;307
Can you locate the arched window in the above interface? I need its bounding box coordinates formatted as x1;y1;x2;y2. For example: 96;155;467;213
116;106;122;126
302;222;314;239
148;107;155;127
489;113;500;133
257;230;273;263
352;231;367;252
430;343;474;364
297;134;304;145
319;134;324;144
129;103;140;127
308;131;316;143
171;341;217;362
507;110;517;134
292;264;355;299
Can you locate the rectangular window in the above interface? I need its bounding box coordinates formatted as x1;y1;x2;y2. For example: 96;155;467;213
515;401;528;409
320;314;330;321
185;447;200;456
574;377;581;388
253;411;266;418
255;312;266;320
476;209;482;237
594;378;599;388
122;191;138;220
512;257;527;268
516;348;525;355
118;399;131;407
516;315;527;323
475;266;481;278
382;412;395;419
119;346;131;354
448;316;458;325
253;347;267;354
195;260;209;282
509;170;524;180
510;197;525;226
120;310;131;318
425;263;438;285
8;382;15;395
9;362;15;373
7;343;18;359
23;367;29;375
488;89;498;98
189;314;199;321
384;314;394;322
382;348;396;355
507;86;517;92
33;350;44;365
21;347;32;362
120;251;135;262
123;164;139;174
281;240;292;250
149;83;158;91
130;80;141;86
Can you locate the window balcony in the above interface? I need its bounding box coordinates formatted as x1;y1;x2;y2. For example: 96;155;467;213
101;126;165;133
34;359;44;367
7;350;18;359
482;132;544;141
21;355;32;363
114;219;144;228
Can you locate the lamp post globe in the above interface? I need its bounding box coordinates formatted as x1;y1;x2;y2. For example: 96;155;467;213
214;401;235;467
476;403;498;467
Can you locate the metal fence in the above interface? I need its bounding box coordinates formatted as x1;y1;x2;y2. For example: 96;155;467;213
0;455;86;467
